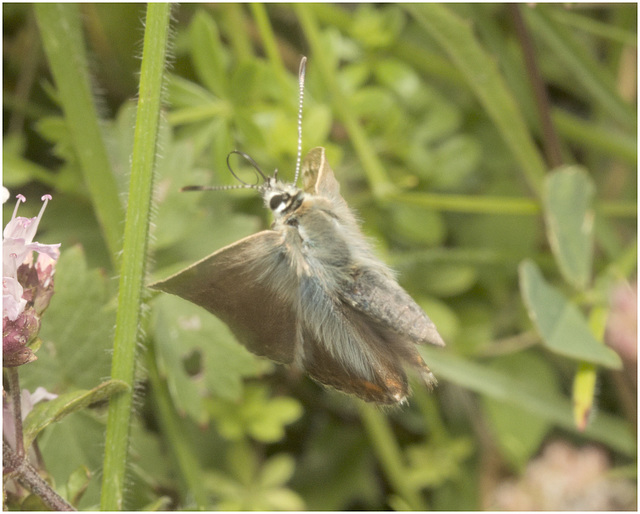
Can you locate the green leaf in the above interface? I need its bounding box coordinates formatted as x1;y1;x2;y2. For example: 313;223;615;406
139;497;173;511
3;134;58;188
167;73;218;109
259;454;296;488
229;60;264;106
60;466;91;507
572;304;610;430
23;379;128;449
292;419;381;510
405;436;473;488
419;344;633;455
22;246;115;392
430;136;482;190
482;353;557;470
401;262;477;298
207;385;303;443
373;59;422;104
349;4;404;49
295;4;395;197
544;166;595;290
36;410;108;508
205;453;305;511
189;10;229;98
153;294;267;423
519;260;622;368
386;203;446;247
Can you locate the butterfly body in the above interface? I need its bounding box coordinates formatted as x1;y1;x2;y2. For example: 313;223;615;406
151;147;444;404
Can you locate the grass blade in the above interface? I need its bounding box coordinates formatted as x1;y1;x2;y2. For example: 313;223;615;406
35;4;124;268
526;6;636;131
406;4;547;196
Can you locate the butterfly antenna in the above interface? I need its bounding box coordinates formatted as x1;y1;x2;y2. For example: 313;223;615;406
293;56;307;185
181;151;268;192
181;183;252;192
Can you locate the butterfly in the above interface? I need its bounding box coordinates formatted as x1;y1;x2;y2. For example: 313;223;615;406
150;59;444;404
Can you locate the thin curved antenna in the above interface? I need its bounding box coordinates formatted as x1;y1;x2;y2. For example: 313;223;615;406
181;151;270;192
292;56;307;185
227;150;269;184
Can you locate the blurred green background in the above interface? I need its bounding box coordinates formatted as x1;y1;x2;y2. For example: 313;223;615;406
3;3;636;510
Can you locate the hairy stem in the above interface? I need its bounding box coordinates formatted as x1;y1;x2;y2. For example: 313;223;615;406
3;442;75;511
7;367;24;459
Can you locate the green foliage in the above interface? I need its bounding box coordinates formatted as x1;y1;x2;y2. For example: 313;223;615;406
22;246;116;391
206;385;303;443
544;166;596;289
204;449;305;510
519;260;622;368
3;3;635;511
481;353;558;470
23;380;128;449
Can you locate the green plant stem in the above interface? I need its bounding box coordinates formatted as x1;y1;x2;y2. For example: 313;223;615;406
250;4;287;83
547;5;637;45
573;306;608;430
392;192;539;215
295;4;395;197
598;201;637;218
145;340;208;509
223;5;254;60
510;4;563;169
251;3;301;110
358;404;427;510
391;191;636;218
100;4;171;510
552;109;637;165
34;4;124;269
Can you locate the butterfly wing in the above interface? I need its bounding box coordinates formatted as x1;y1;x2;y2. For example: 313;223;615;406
343;268;445;348
149;231;299;364
297;274;413;403
302;147;347;204
303;147;445;347
299;147;444;400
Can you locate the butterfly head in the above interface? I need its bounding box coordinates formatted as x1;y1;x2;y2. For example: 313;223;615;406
262;181;304;216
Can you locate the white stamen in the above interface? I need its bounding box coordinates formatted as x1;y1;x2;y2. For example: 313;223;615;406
12;194;26;220
35;195;52;227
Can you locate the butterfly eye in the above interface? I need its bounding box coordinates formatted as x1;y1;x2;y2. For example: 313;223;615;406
270;193;289;211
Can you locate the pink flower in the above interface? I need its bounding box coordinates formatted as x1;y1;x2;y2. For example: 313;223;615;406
3;276;26;321
3;194;60;321
3;193;60;367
